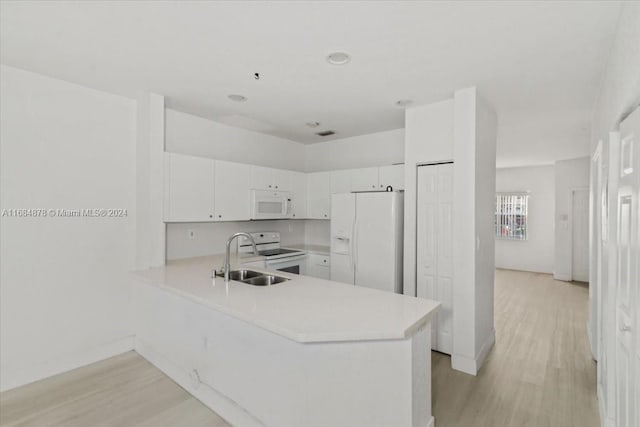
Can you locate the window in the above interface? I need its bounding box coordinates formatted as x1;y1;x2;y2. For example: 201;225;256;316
495;193;528;240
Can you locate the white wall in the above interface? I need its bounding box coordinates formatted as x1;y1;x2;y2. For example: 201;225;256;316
495;166;555;273
473;94;497;359
403;89;495;375
165;109;306;171
304;220;331;247
304;128;404;172
0;65;136;391
554;156;590;281
166;220;306;260
403;99;454;298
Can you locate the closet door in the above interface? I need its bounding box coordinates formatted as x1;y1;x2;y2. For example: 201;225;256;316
417;163;454;354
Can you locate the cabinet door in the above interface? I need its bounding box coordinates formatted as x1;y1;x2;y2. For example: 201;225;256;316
251;165;273;190
165;153;215;222
290;171;307;219
306;254;331;279
331;169;352;194
215;160;252;221
272;168;291;191
351;167;379;192
379;164;405;191
307;171;331;219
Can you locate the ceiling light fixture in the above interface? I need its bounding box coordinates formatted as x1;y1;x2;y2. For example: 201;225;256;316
395;99;413;107
306;121;320;128
326;52;351;65
228;94;247;102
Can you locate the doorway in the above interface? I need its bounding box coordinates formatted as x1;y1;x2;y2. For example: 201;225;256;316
571;188;590;282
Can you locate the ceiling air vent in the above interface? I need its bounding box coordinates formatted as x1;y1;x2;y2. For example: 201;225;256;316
316;130;336;137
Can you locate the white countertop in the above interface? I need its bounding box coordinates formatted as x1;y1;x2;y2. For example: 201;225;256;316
132;255;440;344
283;243;330;255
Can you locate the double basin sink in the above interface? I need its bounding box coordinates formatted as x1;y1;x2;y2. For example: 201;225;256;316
216;269;289;286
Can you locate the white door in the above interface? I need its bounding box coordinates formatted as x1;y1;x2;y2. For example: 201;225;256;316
417;163;454;354
330;193;355;284
615;106;639;427
572;188;590;282
354;193;399;293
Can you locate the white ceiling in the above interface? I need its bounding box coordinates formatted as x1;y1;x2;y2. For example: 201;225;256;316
0;1;622;167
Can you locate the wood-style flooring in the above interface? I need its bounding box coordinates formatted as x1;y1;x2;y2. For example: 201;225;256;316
432;269;599;426
1;269;598;426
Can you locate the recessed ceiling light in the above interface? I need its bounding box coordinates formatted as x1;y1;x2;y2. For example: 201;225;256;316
306;121;320;128
326;52;351;65
228;94;247;102
395;99;413;107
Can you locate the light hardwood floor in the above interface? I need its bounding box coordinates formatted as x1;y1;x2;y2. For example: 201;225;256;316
432;269;599;427
1;269;598;427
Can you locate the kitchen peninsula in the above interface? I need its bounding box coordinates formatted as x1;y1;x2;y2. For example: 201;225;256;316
131;255;440;427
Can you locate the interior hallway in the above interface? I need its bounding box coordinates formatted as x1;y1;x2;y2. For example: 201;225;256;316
1;269;598;427
432;269;598;426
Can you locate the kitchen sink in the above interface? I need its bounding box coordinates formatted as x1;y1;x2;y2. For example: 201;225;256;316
215;269;289;285
219;269;263;281
241;274;289;286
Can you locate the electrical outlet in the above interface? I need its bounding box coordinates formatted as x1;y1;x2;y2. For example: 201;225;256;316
188;229;196;240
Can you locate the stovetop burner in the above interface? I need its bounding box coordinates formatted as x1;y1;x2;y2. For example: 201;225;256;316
259;248;301;257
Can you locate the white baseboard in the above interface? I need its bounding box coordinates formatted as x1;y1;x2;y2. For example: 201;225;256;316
597;384;615;427
0;335;135;392
451;330;496;376
427;415;435;427
587;321;597;360
135;338;266;427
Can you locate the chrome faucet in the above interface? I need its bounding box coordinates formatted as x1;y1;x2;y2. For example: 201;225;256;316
222;232;258;283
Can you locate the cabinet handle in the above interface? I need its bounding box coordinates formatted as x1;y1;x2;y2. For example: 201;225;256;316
380;185;384;188
372;185;375;188
218;215;222;218
268;185;272;188
324;214;328;218
209;214;213;218
323;259;327;263
275;185;278;189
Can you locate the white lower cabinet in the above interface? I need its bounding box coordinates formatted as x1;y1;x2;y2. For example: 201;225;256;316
305;253;331;279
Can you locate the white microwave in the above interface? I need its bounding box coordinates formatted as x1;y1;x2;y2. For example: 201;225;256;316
250;189;293;220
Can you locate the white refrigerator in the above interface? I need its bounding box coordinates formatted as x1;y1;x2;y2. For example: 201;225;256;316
330;192;404;293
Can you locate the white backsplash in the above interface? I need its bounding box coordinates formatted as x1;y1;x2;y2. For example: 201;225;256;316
166;219;330;260
304;219;331;247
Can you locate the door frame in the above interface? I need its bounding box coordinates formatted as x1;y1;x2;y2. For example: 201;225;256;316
569;186;590;282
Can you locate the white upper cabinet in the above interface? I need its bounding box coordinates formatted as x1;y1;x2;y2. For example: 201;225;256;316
214;160;252;221
289;171;307;219
164;152;215;222
351;167;379;192
251;165;291;191
379;164;405;191
331;169;352;194
307;171;331;219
